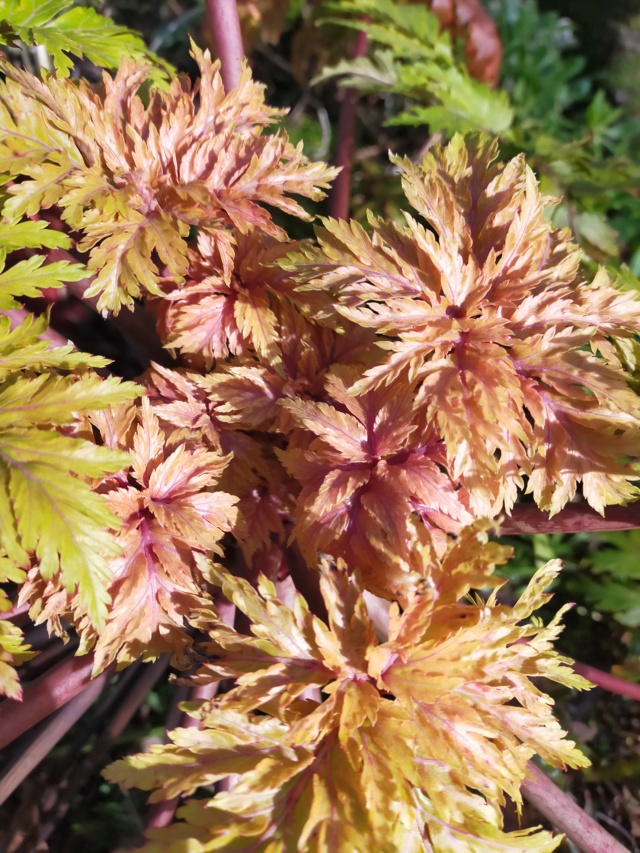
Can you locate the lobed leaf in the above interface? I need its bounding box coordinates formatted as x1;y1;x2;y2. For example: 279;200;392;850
0;47;338;314
289;135;640;517
0;0;171;79
106;555;586;852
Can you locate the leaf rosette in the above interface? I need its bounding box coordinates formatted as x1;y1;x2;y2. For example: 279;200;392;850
106;527;589;852
0;45;338;314
287;135;640;518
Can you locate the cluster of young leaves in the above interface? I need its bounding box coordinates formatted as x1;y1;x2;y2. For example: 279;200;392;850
105;532;590;852
315;0;513;135
20;396;238;674
2;37;640;848
19;133;639;620
0;42;338;315
0;219;138;697
0;0;171;79
0;51;345;677
286;135;640;531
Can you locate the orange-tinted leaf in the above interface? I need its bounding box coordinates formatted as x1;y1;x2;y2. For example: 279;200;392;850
288;135;640;517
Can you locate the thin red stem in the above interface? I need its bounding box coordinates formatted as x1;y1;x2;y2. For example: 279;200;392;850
521;762;629;853
206;0;244;92
146;681;222;829
329;30;368;220
573;661;640;701
499;502;640;535
3;602;30;625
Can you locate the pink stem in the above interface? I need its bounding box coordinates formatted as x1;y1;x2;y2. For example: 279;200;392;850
146;794;181;830
0;653;107;750
573;661;640;701
521;762;629;853
329;30;368;220
19;637;78;680
499;502;640;535
3;602;30;625
146;681;222;829
0;669;107;806
206;0;244;92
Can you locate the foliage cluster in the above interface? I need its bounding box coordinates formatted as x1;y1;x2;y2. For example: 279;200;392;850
1;1;640;851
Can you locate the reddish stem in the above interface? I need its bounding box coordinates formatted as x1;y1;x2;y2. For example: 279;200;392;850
521;762;630;853
0;670;107;806
19;637;79;680
146;681;222;829
573;661;640;702
329;30;368;220
3;602;30;626
146;794;181;830
499;502;640;535
0;653;107;750
206;0;244;92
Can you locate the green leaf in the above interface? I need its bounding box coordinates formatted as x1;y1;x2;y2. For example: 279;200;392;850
579;578;640;628
0;427;130;625
590;531;640;580
0;0;71;29
30;8;158;77
0;219;72;251
393;66;513;135
392;92;513;136
0;0;172;80
312;51;398;92
319;0;513;137
0;252;88;309
0;372;138;627
0;373;137;428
